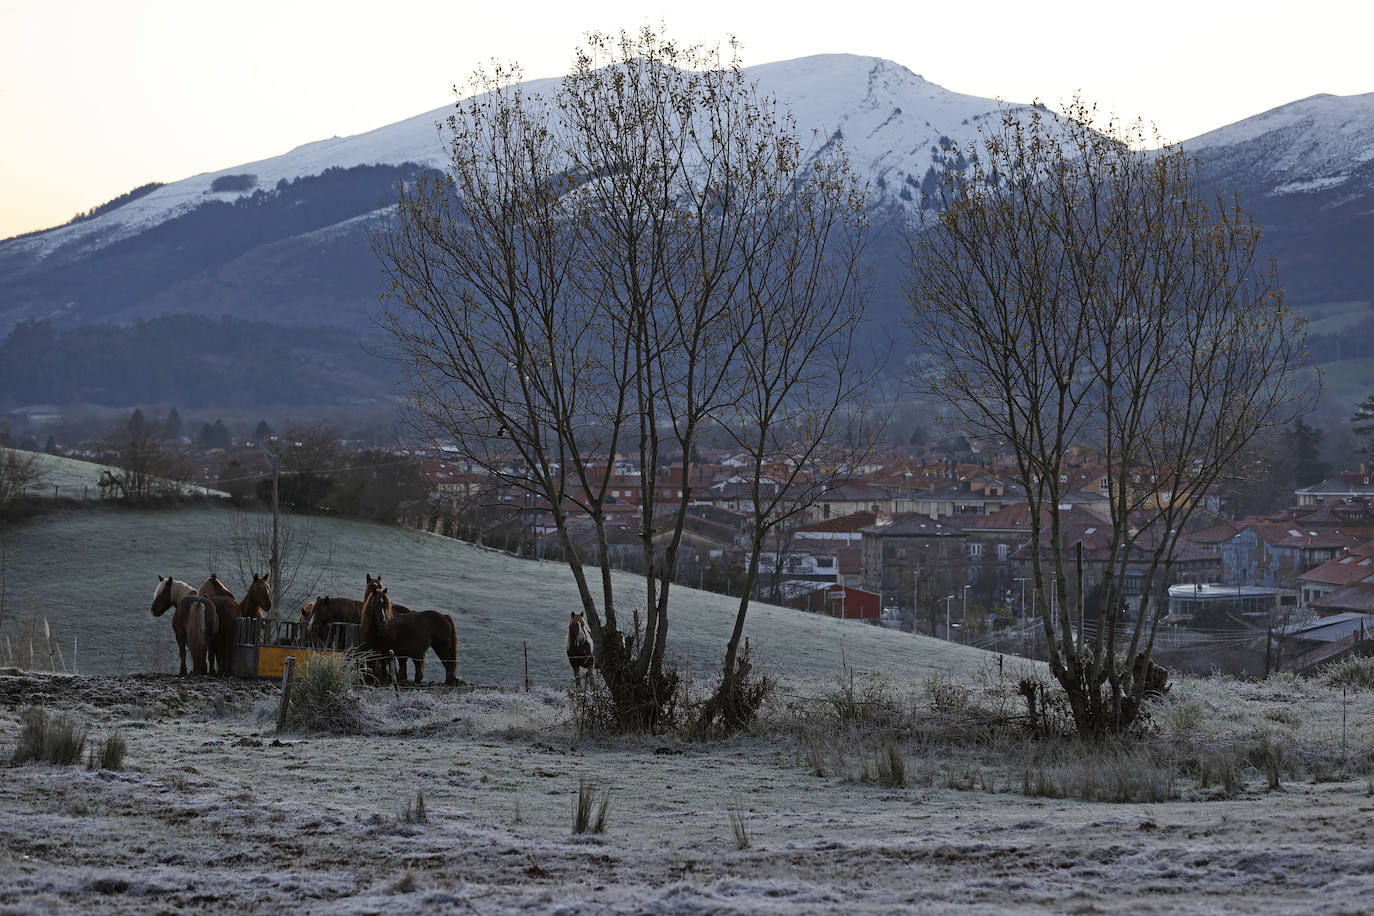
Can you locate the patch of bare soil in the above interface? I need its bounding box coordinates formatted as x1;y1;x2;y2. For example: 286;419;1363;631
0;671;1371;914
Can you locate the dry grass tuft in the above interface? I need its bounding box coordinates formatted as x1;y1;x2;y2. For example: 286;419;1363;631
1323;656;1374;691
728;799;751;850
12;706;87;765
284;650;370;734
87;731;127;771
860;739;907;787
572;775;611;835
1020;742;1177;803
399;789;428;825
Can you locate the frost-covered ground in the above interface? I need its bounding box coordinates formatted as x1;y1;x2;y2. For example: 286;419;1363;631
0;668;1371;914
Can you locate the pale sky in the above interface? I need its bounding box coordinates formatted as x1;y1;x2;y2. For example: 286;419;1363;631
3;0;1372;240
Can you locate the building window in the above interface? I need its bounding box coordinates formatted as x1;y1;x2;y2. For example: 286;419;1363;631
996;543;1009;560
967;543;983;558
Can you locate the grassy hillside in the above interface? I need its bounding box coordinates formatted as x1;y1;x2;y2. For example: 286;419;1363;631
2;505;1000;686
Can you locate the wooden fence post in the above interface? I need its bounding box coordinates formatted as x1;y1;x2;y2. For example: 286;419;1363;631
523;641;530;691
276;656;296;732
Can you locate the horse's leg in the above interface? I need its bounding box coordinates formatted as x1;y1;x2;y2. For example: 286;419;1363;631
176;630;187;676
412;656;424;683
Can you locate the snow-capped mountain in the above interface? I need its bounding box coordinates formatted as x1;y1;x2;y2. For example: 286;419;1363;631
0;55;1369;409
1;56;1006;270
1187;91;1374;196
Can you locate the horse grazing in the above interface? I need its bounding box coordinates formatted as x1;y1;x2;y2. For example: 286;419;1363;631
566;611;595;688
206;573;273;675
359;584;458;686
303;595;365;648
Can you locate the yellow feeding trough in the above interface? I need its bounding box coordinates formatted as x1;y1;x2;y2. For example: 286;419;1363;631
230;618;361;679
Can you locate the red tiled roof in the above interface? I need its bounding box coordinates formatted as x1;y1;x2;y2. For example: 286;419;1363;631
1313;583;1374;613
1298;554;1374;587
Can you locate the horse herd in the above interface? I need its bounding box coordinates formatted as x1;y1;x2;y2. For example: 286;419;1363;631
151;573;602;688
150;573;458;685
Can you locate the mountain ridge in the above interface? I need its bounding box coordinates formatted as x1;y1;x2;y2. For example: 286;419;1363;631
1;54;1370;409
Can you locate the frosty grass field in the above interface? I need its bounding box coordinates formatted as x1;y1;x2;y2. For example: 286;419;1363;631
1;506;1372;913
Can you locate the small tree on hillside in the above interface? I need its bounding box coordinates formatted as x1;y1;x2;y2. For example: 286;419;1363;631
907;100;1312;736
103;409;179;500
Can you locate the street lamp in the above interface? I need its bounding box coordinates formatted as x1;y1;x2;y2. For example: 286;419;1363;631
1013;577;1032;619
945;594;955;641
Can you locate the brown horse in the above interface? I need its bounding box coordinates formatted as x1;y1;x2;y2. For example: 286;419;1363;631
152;576;234;675
174;594;220;674
566;611;595;687
207;573;273;675
303;595;365;648
359;583;458;685
360;574;417;674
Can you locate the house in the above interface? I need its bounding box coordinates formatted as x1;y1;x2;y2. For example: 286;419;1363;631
812;481;894;520
1294;471;1374;508
1296;541;1374;612
858;513;967;626
1219;523;1365;589
899;476;1023;518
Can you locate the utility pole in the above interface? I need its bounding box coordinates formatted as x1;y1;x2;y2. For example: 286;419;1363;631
257;437;283;603
945;594;954;641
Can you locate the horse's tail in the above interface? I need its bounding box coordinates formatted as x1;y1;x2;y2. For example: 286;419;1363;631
181;595;212;675
439;613;459;685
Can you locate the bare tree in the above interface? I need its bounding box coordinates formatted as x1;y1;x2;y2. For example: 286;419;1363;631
0;448;43;506
377;28;872;729
225;510;331;620
0;447;46;630
907;99;1312;736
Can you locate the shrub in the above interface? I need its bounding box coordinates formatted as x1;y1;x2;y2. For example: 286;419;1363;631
924;674;971;712
12;706;87;765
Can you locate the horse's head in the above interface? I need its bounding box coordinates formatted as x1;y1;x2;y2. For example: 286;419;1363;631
245;573;272;618
199;573;233;599
365;574;383;597
568;611;591;643
151;576;173;617
300;599;316;624
361;586;390;628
